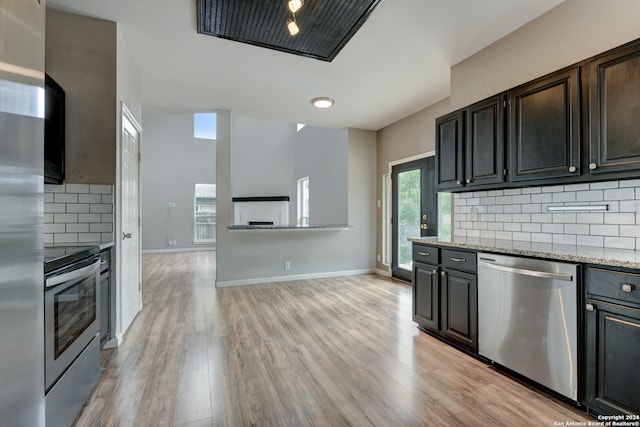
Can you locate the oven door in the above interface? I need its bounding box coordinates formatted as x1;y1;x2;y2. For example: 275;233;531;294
45;257;100;391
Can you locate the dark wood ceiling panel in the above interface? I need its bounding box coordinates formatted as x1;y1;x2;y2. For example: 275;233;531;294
196;0;384;62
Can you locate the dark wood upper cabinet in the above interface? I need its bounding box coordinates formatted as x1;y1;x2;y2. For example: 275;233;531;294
435;110;464;191
509;66;581;183
589;40;640;175
465;94;506;187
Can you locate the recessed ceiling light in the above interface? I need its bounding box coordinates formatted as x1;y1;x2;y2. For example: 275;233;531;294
311;97;335;109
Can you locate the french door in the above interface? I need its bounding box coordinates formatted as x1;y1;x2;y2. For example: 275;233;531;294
391;157;437;282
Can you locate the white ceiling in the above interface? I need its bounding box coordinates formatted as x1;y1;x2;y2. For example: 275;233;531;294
47;0;564;130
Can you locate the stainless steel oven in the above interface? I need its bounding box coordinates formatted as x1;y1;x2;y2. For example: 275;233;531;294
44;252;101;426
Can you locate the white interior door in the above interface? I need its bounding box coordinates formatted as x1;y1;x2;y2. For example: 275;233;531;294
120;104;142;334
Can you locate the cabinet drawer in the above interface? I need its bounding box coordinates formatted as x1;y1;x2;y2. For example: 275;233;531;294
587;267;640;305
412;245;439;265
442;249;477;273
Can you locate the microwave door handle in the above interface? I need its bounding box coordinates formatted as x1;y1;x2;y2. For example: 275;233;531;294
45;259;101;288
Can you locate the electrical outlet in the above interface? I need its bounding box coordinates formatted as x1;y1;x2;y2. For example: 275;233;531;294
470;207;478;221
284;261;291;270
377;254;381;262
168;202;176;208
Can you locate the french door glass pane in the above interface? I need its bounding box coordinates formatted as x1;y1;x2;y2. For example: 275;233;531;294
397;169;421;271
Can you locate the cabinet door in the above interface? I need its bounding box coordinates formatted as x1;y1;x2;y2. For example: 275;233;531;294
435;110;464;191
589;41;640;175
585;301;640;415
465;94;506;187
441;269;477;352
412;262;439;332
509;67;580;182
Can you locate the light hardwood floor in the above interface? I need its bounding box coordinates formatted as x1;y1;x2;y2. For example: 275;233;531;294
74;251;592;426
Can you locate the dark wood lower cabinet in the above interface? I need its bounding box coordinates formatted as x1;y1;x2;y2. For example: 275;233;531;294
412;262;439;332
585;300;640;415
412;244;478;354
441;268;478;352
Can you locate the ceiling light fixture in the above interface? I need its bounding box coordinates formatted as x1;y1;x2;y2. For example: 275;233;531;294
311;97;335;109
287;18;300;36
286;0;303;36
288;0;303;14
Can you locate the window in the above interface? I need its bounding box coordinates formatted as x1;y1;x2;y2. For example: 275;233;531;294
194;184;216;243
381;173;390;265
297;177;309;226
194;113;217;140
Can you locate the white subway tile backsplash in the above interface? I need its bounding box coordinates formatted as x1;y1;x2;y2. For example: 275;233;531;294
619;179;640;188
89;184;112;194
620;225;640;238
531;233;552;243
591;181;618;190
531;213;552;223
552;192;576;203
66;204;90;213
452;178;640;250
542;185;564;193
512;232;531;241
590;224;619;236
78;194;102;204
44;183;114;244
604;188;635;201
553;234;577;245
604;212;636;225
522;223;541;233
576;190;604;202
577;235;604;247
522;204;542;213
577;213;604;224
65;183;90;194
522;187;541;194
54;213;78;223
552;213;576;224
565;224;590;235
495;231;513;240
532;193;552;204
604;236;636;250
564;183;590;192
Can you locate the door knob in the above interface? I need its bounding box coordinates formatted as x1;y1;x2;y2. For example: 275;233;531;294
422;214;427;220
122;232;132;240
420;224;429;230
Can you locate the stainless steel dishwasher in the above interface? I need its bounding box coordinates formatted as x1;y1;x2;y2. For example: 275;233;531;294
477;252;578;401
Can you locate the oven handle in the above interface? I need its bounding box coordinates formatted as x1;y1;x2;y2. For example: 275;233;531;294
45;258;101;289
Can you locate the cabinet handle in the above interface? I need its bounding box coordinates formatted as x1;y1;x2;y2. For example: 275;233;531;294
586;303;595;312
466;179;472;184
432;269;437;274
622;284;635;293
417;251;430;256
450;257;466;263
456;180;462;185
441;271;446;276
589;163;597;170
569;165;576;173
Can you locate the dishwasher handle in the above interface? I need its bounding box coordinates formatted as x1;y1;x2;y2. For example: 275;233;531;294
478;260;574;282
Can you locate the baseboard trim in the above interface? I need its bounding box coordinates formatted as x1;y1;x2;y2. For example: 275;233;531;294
142;247;216;254
376;268;391;277
216;268;376;288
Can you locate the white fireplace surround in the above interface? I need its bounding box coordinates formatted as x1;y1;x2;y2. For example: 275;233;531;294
232;197;289;226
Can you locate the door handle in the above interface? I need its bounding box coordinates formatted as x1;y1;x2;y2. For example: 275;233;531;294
420;224;429;230
122;232;132;240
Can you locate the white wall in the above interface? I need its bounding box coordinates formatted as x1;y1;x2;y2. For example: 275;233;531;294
231;115;295;198
450;0;640;109
295;126;348;225
141;113;216;251
217;111;377;286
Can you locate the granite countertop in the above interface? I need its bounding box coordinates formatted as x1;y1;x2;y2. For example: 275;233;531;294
408;236;640;269
228;224;351;231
